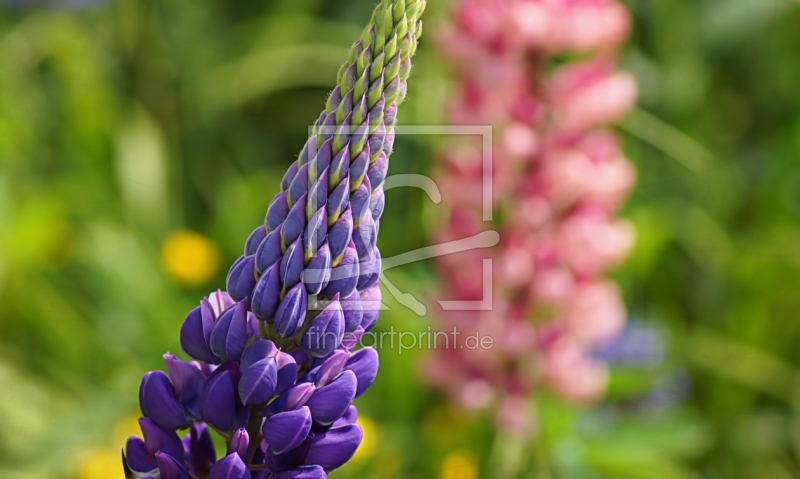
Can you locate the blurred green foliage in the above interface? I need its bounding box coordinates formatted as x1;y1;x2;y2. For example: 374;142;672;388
1;0;799;478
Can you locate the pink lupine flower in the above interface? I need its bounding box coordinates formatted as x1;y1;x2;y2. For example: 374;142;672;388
540;132;636;210
542;337;609;403
424;0;637;437
560;280;627;344
558;212;636;278
514;0;631;52
548;61;638;134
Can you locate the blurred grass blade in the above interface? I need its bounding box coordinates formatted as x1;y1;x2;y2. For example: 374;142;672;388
671;202;734;274
701;0;793;45
203;44;348;111
685;330;797;403
618;107;714;176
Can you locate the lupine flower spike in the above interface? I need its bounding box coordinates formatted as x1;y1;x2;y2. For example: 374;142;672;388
123;1;425;477
425;0;637;437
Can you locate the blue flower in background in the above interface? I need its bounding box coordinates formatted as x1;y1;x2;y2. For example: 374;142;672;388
592;319;666;368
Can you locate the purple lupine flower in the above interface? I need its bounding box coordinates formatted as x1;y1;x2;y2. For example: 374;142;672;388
231;0;425;358
124;1;424;477
229;429;250;460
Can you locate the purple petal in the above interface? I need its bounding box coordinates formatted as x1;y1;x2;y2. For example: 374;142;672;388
125;436;156;473
349;121;368;154
329;147;350;190
285;383;316;411
315;350;350;388
309;140;333;178
327;85;343;113
341;327;365;350
333;121;351;151
369;86;386;117
266;192;290;232
304;206;327;256
384;96;398;123
225;302;250;361
307;174;328;214
352;217;377;260
344;347;379;398
267;437;314;475
322;243;359;298
305;370;357;425
275;352;298;395
304;242;332;296
180;305;214;364
208;453;252;479
188;423;216;475
280;238;305;289
255;226;283;274
139;418;184;464
351;93;368;125
156;451;191;479
274;466;326;479
163;354;205;416
240;339;278;372
208;291;235;317
340;290;363;334
247;312;260;339
349;148;369;192
318;111;336;143
370;188;385;221
382;127;395;155
139;371;188;430
359;284;381;331
239;358;278;405
245;226;267;257
301;297;345;358
357;249;381;291
201;370;236;431
326;179;350;227
311;139;333;180
327;207;352;263
252;263;282;320
262;406;313;454
304;424;362;471
281;160;300;191
367;153;388;192
229;428;249;460
350;175;371;225
287;163;310;209
368;124;385;160
226;255;257;302
209;308;234;360
209;301;248;361
333;405;358;427
275;283;308;337
282;194;308;247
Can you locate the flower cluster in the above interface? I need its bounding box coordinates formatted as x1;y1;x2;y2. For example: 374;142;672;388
123;1;426;477
425;0;637;436
124;291;379;479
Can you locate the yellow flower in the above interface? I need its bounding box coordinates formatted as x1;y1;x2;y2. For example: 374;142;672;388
74;448;124;479
439;449;478;479
352;415;378;462
161;229;221;287
73;416;141;479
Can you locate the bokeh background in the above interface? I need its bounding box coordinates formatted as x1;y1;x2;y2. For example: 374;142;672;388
2;0;800;478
